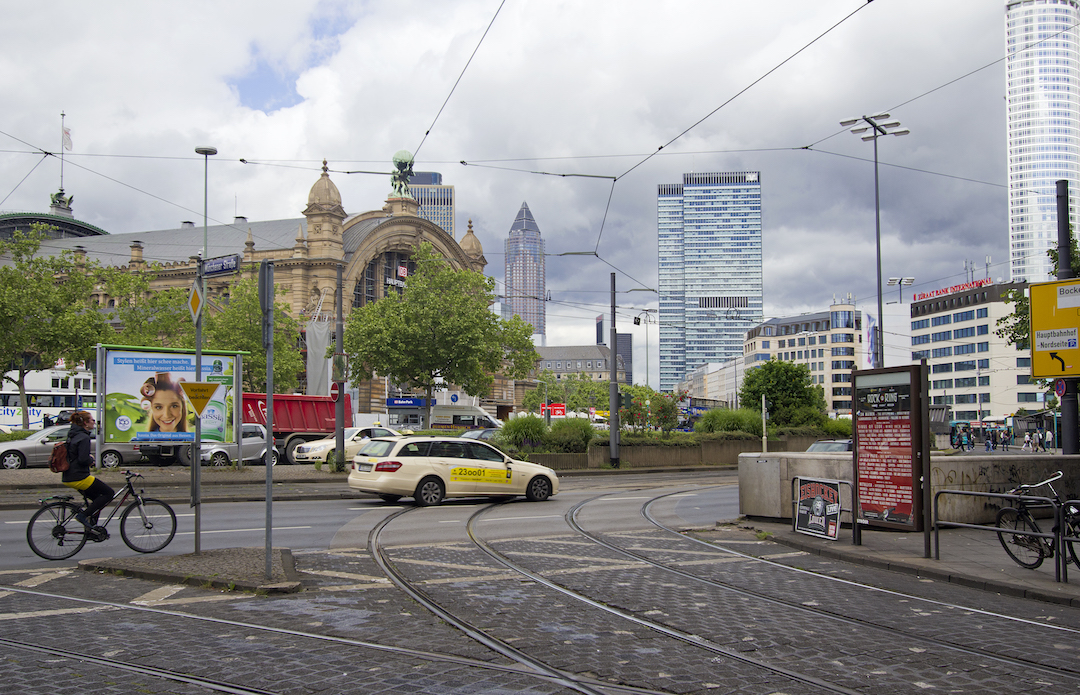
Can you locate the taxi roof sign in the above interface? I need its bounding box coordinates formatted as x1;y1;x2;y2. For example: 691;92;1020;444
180;382;219;417
1029;278;1080;378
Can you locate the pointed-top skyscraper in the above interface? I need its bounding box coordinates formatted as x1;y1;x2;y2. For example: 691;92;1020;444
504;202;546;343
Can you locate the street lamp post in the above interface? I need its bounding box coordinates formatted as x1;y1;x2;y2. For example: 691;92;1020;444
887;276;915;303
634;309;656;389
840;114;909;369
192;146;216;555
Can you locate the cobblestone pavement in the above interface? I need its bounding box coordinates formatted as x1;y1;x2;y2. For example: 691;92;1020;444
3;478;1080;694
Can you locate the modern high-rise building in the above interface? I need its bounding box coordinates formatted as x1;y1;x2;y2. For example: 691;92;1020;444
658;172;763;392
505;202;545;341
409;172;455;238
1005;0;1080;283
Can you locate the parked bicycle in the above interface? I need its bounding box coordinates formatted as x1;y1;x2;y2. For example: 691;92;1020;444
27;470;177;560
995;470;1080;570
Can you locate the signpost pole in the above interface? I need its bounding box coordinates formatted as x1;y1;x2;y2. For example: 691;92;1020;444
194;257;203;555
259;261;275;580
1056;180;1078;454
335;263;345;469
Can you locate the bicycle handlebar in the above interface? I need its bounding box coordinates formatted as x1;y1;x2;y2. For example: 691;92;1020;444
122;470;143;480
1012;470;1063;494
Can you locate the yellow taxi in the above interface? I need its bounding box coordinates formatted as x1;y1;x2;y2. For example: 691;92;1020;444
347;435;559;506
293;426;400;464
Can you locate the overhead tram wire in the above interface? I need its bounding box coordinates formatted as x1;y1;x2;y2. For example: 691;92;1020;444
413;0;505;160
0;154;48;207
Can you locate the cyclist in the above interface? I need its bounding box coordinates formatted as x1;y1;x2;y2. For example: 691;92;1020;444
62;410;114;540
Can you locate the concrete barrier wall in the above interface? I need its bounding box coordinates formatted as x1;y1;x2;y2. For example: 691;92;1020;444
739;452;1080;524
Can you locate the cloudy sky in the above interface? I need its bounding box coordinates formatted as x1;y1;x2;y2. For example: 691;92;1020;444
1;1;1010;387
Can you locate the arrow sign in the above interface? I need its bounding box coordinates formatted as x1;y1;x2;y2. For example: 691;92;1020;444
1051;352;1067;372
181;382;219;417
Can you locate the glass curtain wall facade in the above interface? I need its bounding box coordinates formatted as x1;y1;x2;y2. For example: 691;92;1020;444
409;172;456;238
1005;0;1080;283
504;202;546;339
658;172;763;392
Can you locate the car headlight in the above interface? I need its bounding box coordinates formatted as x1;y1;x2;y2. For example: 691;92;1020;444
306;443;330;453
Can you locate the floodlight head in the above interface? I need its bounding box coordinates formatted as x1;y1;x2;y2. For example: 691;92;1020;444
861;135;877;141
880;122;901;129
888;277;901;285
902;277;915;285
195;146;218;156
891;129;911;137
840;118;860;127
870;112;891;120
850;126;869;134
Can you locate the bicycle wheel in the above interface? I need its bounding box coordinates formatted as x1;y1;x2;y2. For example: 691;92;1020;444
120;498;176;553
1065;512;1080;569
26;502;88;560
996;507;1046;569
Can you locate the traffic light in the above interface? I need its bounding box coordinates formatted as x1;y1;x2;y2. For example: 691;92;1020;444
620;392;632;409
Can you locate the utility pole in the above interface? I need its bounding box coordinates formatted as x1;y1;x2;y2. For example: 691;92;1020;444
609;273;619;468
1056;180;1077;454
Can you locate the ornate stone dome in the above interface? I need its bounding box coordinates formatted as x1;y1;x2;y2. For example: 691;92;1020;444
459;219;483;258
305;160;345;218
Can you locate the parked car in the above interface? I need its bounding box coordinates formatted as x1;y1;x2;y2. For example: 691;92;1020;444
0;425;144;470
347;435;559;506
293;426;400;464
806;439;853;452
200;423;280;466
459;428;500;441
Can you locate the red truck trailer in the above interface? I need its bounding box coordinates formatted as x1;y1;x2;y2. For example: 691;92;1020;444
242;393;352;464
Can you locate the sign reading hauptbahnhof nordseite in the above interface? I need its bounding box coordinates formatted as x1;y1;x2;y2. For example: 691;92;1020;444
1029;278;1080;379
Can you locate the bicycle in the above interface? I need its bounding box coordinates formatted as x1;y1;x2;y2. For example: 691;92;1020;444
26;470;177;561
995;470;1080;570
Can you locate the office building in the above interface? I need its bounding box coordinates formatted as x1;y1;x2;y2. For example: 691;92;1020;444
1005;0;1080;282
742;297;866;416
910;279;1031;423
658;172;763;391
535;345;625;383
504;202;546;340
616;332;633;385
409;172;455;238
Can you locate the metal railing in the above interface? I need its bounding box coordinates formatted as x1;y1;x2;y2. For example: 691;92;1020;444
933;488;1068;583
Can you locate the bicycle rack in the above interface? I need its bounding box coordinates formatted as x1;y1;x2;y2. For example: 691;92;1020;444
933;489;1068;583
790;477;861;546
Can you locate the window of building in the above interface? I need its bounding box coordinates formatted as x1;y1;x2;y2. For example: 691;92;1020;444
932;379;953;389
762;341;770;348
931;315;952;327
931;347;952;358
932;331;951;342
932;363;952;373
953;310;975;322
955;360;977;371
832;347;855;356
798;337;806;346
1017;374;1032;384
546;362;551;369
808;336;816;345
556;362;562;370
976;307;988;318
577;361;582;369
978;359;989;369
979;393;991;403
978;375;990;386
955;344;976;355
832;360;854;370
955;394;978;404
51;378;69;389
977;324;989;335
912;350;929;360
912;318;930;330
1018;393;1039;402
954;377;976;387
977;342;989;352
912;334;930;345
954;410;978;420
1017;357;1031;368
830;333;854;343
954;327;975;339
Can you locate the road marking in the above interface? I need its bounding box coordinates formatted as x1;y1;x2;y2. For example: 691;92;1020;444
303;569;389;583
0;605;115;621
591;497;651;501
175;525;311;536
131;585;185;605
14;572;71;587
438;520;461;524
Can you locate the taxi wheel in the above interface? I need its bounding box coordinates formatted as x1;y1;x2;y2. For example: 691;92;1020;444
414;477;445;506
526;476;552;502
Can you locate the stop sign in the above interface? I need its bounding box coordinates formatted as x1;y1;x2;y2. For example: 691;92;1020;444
330;382;340;403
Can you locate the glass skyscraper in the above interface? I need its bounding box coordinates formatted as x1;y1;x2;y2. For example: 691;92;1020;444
505;202;545;340
1006;0;1080;283
658;172;763;392
409;172;455;238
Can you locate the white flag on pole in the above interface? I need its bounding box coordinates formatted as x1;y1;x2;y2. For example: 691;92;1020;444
62;127;72;151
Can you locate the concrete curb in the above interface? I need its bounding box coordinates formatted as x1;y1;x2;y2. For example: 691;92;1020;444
79;547;302;594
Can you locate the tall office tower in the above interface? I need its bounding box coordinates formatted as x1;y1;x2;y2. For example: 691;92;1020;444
658;172;763;392
1006;0;1080;283
616;332;633;385
409;172;456;238
504;202;546;340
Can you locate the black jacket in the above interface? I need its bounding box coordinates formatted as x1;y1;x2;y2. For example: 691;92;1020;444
62;424;93;483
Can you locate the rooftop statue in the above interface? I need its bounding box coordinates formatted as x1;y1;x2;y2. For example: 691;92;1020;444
391;150;415;199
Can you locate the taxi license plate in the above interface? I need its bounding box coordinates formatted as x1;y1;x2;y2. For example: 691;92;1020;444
357;463;373;472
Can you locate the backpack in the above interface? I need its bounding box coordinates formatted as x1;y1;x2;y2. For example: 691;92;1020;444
49;441;70;473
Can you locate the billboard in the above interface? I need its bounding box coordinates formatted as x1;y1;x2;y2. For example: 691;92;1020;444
101;347;240;444
794;478;842;540
853;366;928;531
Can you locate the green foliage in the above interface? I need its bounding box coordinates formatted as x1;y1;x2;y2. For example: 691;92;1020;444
547;417;596;453
738;360;826;428
106;269;194;349
694;408;763;437
821;418;852;437
342;243;538;423
0;430;32;443
620;387;682;432
204;277;302;392
522;370;612;414
500;414;548;449
0;226;113;428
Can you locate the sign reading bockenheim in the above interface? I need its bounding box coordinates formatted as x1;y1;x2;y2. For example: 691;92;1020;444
1029;278;1080;379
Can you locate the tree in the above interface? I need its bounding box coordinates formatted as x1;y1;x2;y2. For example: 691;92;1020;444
342;242;538;426
997;231;1080;350
738;360;826;428
204;277;303;392
0;227;113;428
106;267;194;349
620;386;682;432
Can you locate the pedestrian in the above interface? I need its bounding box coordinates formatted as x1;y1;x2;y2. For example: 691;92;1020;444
1003;428;1010;451
1044;428;1053;453
42;414;54;428
61;410;113;541
1022;431;1032;451
1032;429;1042;452
985;433;992;452
991;429;999;450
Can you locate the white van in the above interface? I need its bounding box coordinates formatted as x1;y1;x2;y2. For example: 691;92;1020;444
430;404;501;431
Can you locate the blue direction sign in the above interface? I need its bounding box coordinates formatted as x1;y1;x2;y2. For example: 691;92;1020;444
205;254;240;276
